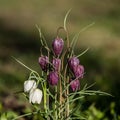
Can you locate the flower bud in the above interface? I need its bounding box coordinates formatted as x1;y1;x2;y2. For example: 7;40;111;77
29;88;43;104
70;79;80;92
52;37;64;56
73;65;84;78
68;57;80;72
38;56;49;72
52;58;61;71
24;80;37;93
47;71;59;86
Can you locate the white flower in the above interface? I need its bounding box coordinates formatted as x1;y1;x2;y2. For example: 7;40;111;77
29;88;43;104
24;80;37;93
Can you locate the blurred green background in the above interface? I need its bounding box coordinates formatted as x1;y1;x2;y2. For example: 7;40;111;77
0;0;120;119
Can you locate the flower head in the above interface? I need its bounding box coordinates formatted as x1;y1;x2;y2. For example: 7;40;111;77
73;65;84;78
38;56;49;72
70;79;80;92
24;80;37;93
47;71;59;86
52;37;64;56
68;57;80;72
29;88;43;104
52;58;61;71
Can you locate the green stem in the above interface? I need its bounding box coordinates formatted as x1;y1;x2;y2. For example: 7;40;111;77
66;76;69;120
59;77;62;119
55;86;57;120
42;71;47;118
44;82;47;113
47;49;50;120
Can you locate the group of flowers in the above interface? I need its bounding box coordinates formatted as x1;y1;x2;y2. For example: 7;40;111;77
68;56;84;91
39;37;63;86
24;80;42;104
13;12;111;119
23;36;84;104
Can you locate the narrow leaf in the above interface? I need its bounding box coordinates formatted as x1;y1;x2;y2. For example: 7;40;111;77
64;8;72;31
76;47;90;58
71;22;95;50
12;56;34;72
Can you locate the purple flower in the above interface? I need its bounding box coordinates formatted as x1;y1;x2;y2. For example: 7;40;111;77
47;71;59;86
38;56;49;72
68;57;80;72
73;65;84;78
52;58;61;71
70;79;80;92
52;37;64;56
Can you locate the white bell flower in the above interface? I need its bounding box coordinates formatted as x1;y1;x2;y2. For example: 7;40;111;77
29;88;43;104
24;80;37;93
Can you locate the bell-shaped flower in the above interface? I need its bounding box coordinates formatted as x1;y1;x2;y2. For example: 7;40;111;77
52;37;64;56
24;80;37;93
70;79;80;92
38;55;49;72
73;65;84;79
68;57;80;72
52;58;61;71
29;88;43;104
47;71;59;86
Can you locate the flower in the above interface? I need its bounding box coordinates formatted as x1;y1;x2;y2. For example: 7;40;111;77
24;80;37;93
47;71;59;85
52;58;61;71
70;79;80;92
68;57;80;72
52;37;64;56
38;56;49;72
73;65;84;78
29;88;43;104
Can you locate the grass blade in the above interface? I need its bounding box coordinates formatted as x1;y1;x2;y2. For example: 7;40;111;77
64;8;72;31
12;56;34;72
76;47;90;58
71;22;95;50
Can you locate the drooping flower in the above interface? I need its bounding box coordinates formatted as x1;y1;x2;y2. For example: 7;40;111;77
68;57;80;72
52;58;61;71
52;37;64;56
38;56;49;72
73;65;84;78
47;71;59;86
24;80;37;93
70;79;80;92
29;88;43;104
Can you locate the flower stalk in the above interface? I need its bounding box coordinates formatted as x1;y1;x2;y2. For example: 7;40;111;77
55;86;58;120
43;81;47;114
